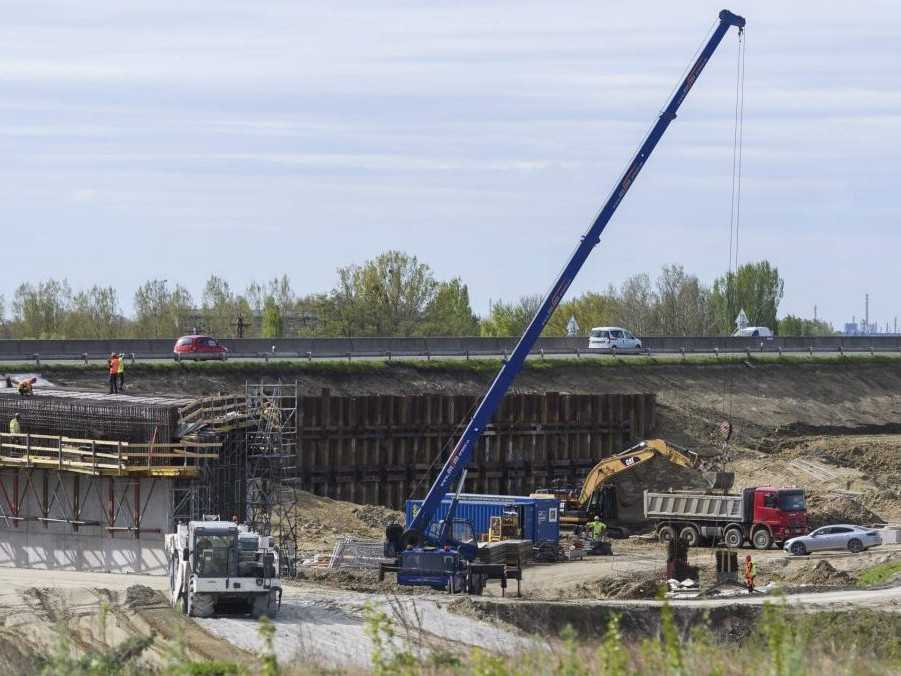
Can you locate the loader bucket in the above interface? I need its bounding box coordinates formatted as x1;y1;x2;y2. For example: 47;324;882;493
703;471;735;491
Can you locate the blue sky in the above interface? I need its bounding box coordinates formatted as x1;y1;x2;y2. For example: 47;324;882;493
2;1;899;329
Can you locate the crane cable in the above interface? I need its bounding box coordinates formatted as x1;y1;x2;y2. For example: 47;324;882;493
721;26;746;458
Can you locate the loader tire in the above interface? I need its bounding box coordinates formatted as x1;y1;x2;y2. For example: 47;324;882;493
188;592;215;618
251;591;278;619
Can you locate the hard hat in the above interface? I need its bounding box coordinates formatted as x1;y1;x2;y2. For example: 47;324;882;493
14;413;20;418
593;516;599;521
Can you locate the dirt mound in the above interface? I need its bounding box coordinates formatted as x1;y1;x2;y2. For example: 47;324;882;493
288;490;404;552
124;585;166;609
351;504;403;529
547;572;661;601
786;560;854;586
806;494;885;529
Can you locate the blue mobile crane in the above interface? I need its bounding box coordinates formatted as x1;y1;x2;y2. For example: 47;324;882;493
383;10;746;594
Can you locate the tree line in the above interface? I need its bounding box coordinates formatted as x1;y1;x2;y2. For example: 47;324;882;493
0;251;832;339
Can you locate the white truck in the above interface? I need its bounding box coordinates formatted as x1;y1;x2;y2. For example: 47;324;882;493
166;516;282;618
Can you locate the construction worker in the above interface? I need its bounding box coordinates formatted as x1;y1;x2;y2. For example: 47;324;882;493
9;413;21;435
17;378;35;396
588;515;607;541
117;353;126;391
744;554;757;593
108;353;119;394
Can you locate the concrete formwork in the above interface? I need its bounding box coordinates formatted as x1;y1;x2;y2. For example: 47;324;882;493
0;470;172;575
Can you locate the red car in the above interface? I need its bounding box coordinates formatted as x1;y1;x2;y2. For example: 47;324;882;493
173;335;229;361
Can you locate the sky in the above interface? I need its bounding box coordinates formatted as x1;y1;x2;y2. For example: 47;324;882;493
2;1;899;330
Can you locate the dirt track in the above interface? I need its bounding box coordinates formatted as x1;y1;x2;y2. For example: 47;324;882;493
0;568;253;672
1;541;898;671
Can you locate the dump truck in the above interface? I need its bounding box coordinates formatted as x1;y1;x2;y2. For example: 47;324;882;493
644;486;808;549
533;439;731;534
166;516;282;618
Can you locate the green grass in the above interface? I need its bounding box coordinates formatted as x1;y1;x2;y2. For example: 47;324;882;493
856;560;901;587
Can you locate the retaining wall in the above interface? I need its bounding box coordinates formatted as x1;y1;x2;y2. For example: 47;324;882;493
296;390;656;509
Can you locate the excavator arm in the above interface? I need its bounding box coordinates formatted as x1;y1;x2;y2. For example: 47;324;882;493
577;439;700;506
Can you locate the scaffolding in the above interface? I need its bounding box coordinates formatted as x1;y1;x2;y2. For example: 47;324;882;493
245;382;300;569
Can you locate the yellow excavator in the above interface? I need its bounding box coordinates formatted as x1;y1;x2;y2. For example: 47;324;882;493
533;439;731;530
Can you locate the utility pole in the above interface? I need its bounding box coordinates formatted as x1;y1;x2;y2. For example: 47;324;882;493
813;305;818;323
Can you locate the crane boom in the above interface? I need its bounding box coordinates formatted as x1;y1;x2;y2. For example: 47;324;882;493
405;9;746;546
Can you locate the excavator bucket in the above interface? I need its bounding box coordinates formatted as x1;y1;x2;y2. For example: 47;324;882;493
703;471;735;491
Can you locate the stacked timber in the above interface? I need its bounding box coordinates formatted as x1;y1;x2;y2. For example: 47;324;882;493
477;539;533;567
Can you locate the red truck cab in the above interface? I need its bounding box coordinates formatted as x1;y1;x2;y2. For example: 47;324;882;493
745;486;808;547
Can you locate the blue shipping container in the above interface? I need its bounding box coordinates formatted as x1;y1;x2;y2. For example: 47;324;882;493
405;493;559;544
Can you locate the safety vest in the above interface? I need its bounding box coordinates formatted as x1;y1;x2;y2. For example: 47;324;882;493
744;560;756;578
117;356;125;373
9;419;20;434
590;520;606;537
109;357;119;375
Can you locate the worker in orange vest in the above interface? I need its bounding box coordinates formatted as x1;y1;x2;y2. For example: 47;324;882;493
108;353;119;394
744;554;757;593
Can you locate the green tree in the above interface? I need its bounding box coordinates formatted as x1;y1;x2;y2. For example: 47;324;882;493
201;275;246;337
133;279;193;338
710;260;784;334
65;286;122;338
12;279;73;338
655;264;714;335
614;274;657;335
261;297;284;338
544;291;620;336
480;295;541;337
330;250;438;336
419;278;479;336
777;315;834;336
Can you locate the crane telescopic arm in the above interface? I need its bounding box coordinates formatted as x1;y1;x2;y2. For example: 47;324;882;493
405;9;746;545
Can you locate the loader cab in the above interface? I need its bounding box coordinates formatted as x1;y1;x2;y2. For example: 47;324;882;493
192;525;239;578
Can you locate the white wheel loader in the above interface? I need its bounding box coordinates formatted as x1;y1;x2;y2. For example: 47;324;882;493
166;516;282;619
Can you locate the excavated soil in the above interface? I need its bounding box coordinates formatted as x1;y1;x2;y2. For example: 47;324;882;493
286;490;404;555
0;581;253;673
40;360;901;449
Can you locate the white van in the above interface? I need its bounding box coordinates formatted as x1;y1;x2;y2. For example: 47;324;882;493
588;326;643;353
731;326;773;338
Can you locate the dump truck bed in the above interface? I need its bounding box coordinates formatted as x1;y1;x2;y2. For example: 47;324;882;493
644;491;743;522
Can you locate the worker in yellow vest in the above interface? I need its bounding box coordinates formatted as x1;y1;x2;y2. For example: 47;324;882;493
117;353;126;391
588;515;607;540
9;413;21;434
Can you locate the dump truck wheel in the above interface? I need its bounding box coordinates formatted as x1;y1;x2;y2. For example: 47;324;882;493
657;525;676;544
724;527;743;548
679;526;701;547
752;528;772;550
